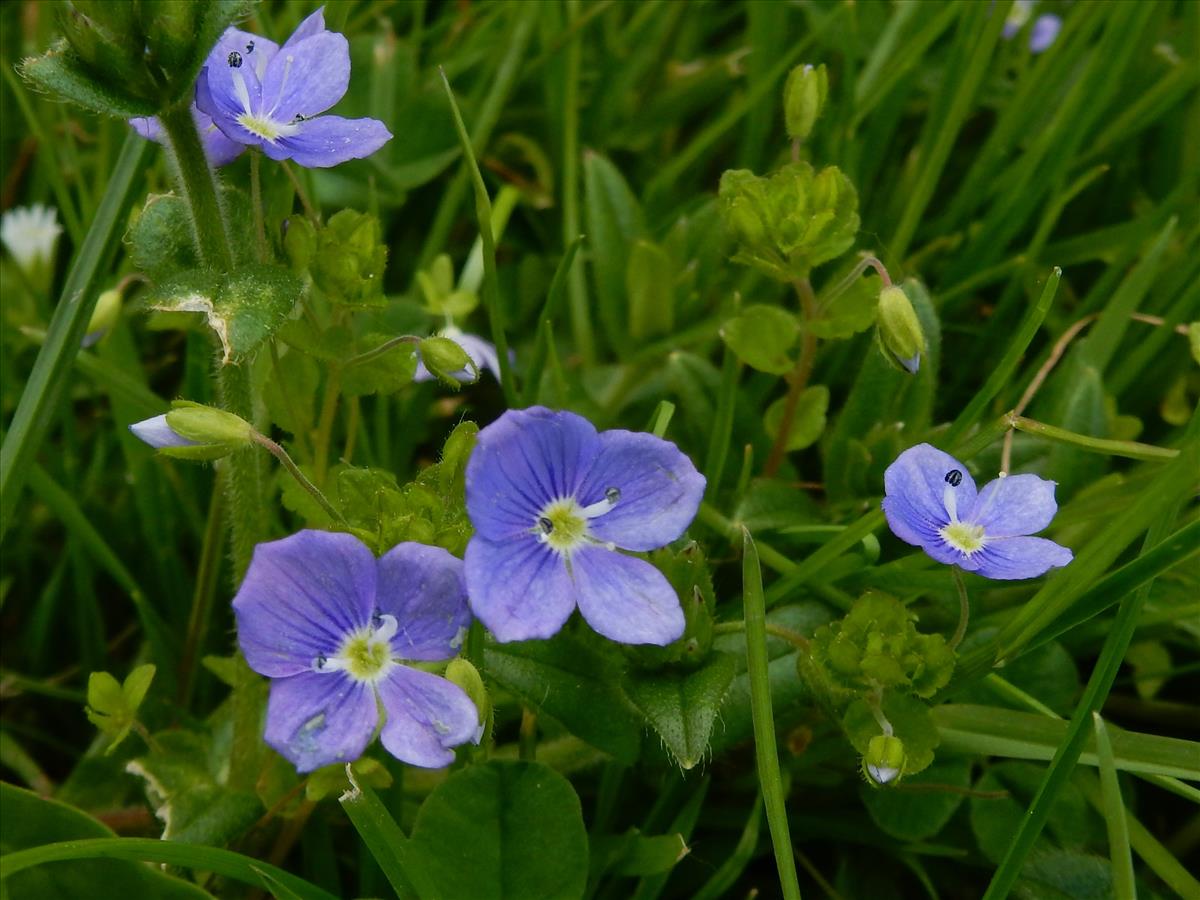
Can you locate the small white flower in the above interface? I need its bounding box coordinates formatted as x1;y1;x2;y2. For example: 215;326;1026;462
1;204;63;274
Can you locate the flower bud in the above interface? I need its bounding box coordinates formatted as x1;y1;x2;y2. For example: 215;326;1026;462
444;658;490;745
418;336;477;388
83;287;122;347
876;285;924;374
130;401;254;461
783;64;828;143
862;733;906;786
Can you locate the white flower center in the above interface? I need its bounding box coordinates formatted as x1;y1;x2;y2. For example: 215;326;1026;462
940;521;987;555
534;488;620;555
313;613;398;683
236;111;302;143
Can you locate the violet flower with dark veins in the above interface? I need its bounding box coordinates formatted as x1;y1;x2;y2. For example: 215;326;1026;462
195;7;391;168
233;531;479;772
882;443;1073;580
464;407;706;645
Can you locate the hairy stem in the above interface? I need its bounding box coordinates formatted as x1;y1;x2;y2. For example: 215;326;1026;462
158;103;233;272
950;567;970;650
764;278;818;478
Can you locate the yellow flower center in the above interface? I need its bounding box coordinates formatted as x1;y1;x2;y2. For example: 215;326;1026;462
538;499;589;553
940;521;987;555
236;112;300;143
339;632;392;680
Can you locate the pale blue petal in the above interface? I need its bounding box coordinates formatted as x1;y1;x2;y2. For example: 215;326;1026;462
579;430;705;552
1030;14;1062;53
465;407;600;541
882;443;978;537
974;536;1073;580
571;546;685;646
130;414;195;449
233;530;377;676
261;32;349;120
283;8;329;48
264;670;377;772
262;115;392;168
464;536;576;642
969;473;1059;537
378;666;479;768
376;542;471;661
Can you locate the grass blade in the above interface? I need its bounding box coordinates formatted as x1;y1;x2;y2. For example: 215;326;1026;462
1092;713;1137;900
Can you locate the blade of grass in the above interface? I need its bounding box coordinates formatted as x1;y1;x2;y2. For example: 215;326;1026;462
439;69;517;405
339;767;436;900
524;234;585;404
1092;714;1137;900
0;133;150;535
742;529;802;900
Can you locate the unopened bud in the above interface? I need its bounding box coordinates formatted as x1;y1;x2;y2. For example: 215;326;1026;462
876;285;924;374
83;287;122;347
445;658;490;746
418;336;477;388
784;64;828;142
862;733;906;786
130;401;253;461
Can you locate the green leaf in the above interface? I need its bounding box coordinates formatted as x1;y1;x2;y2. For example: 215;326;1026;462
147;266;301;364
343;335;418;396
808;273;881;339
720;305;800;375
592;830;689;879
121;664;156;714
626;239;675;340
625;653;737;769
85;670;135;749
409;760;589;900
127;193;198;280
585;150;644;351
763;385;829;452
484;634;642;764
1125;640;1170;701
843;693;940;778
0;783;210;900
860;757;972;840
20;41;157;118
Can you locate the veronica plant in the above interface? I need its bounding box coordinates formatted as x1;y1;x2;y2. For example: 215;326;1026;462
464;407;706;645
233;530;480;772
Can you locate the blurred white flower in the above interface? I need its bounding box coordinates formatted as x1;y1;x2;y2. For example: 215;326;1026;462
1;204;63;276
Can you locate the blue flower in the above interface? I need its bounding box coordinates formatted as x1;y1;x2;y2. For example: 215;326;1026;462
882;443;1073;580
1003;1;1062;54
129;107;245;167
233;531;479;772
195;8;392;168
413;329;505;384
129;414;198;450
464;407;706;645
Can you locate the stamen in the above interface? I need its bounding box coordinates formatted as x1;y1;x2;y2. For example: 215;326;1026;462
944;469;962;487
227;51;243;68
267;54;295;118
538;516;554;534
581;487;621;519
231;71;253;117
245;40;255;53
942;483;959;523
373;613;399;643
605;486;621;503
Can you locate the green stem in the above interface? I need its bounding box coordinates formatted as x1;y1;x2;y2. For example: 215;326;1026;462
562;0;593;364
345;335;421;369
250;151;267;262
949;567;970;649
251;432;348;527
218;363;267;583
764;279;817;478
742;528;802;900
178;484;225;708
1009;414;1179;461
280;159;320;224
704;345;740;495
158;103;233;271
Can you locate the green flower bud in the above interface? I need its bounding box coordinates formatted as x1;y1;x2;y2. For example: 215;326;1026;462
83;287;122;347
876;285;925;374
783;64;828;142
130;401;254;461
311;210;387;308
444;657;491;747
862;733;906;786
418;336;476;388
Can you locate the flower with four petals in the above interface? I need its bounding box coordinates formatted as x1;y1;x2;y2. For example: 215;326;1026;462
233;531;479;772
463;407;706;645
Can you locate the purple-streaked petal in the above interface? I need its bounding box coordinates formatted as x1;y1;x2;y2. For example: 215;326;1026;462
570;546;685;646
578;430;705;552
264;671;377;772
208;27;279;81
262;32;349;120
464;536;576;642
1030;14;1061;53
260;115;392;168
196;67;262;148
376;542;471;661
198;46;265;127
233;530;377;677
973;536;1073;580
282;7;328;49
201;121;246;166
883;443;978;536
465;407;601;541
377;666;479;768
129;414;196;449
969;473;1059;537
130;116;163;142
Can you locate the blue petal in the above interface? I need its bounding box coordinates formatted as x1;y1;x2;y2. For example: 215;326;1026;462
198;31;269;126
129;414;195;449
283;7;328;49
377;666;479;768
264;670;377;772
233;530;377;676
262;115;392;168
969;473;1059;537
262;31;349;120
570;546;685;646
196;66;263;148
973;536;1073;580
1030;14;1061;53
579;430;705;552
464;535;576;642
465;407;600;541
883;443;978;538
376;542;471;662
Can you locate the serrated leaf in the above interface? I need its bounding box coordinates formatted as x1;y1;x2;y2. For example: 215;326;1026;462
763;384;829;451
625;653;737;769
147;266;301;364
720;305;799;374
127;194;198;280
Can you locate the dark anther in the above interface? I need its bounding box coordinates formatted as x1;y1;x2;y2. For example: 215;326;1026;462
944;469;963;487
605;486;621;503
538;516;554;534
293;113;308;122
315;654;327;670
246;40;255;53
227;50;243;68
371;609;383;627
